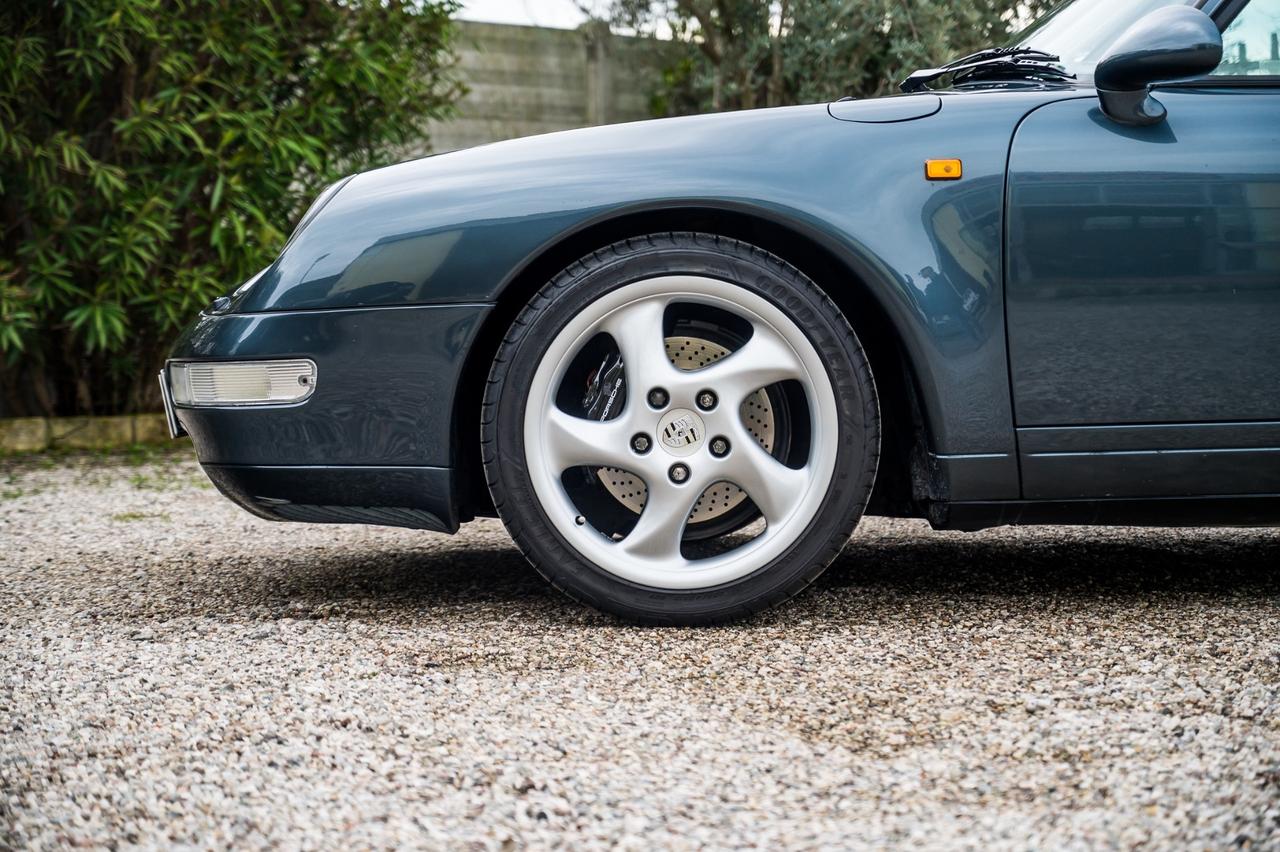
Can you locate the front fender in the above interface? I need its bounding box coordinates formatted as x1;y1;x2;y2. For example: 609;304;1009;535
235;89;1085;483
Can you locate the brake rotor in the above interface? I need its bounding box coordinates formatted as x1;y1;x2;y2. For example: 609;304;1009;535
598;336;775;522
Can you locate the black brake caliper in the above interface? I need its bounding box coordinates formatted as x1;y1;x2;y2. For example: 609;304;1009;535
582;352;626;421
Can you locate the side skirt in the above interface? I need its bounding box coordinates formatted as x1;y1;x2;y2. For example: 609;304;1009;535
930;494;1280;532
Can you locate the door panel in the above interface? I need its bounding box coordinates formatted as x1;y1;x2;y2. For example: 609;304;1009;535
1006;90;1280;427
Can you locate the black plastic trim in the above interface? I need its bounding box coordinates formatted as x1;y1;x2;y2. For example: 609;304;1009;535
934;495;1280;531
1211;0;1252;30
203;463;459;533
1159;76;1280;88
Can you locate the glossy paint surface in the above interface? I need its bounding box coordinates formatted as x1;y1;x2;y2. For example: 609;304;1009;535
1007;88;1280;426
828;94;943;123
237;90;1087;475
1094;5;1223;126
171;303;489;467
177;33;1280;523
1094;5;1222;90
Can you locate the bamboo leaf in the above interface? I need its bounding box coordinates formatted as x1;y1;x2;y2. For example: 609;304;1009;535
1;0;466;413
210;173;225;211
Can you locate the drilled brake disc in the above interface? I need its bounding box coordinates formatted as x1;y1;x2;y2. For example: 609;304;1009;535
597;336;774;522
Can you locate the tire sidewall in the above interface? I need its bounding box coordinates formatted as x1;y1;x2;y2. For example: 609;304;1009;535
486;234;878;623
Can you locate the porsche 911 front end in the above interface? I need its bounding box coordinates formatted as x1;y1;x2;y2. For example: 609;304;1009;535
161;92;1056;622
165;0;1277;624
162;294;488;533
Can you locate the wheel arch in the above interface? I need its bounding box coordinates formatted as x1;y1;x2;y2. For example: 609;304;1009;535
453;203;934;521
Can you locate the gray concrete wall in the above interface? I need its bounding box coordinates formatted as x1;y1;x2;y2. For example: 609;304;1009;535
425;20;669;154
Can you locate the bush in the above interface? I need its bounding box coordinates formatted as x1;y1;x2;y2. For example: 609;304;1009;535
0;0;461;417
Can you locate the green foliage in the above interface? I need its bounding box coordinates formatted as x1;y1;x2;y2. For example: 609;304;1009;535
597;0;1056;113
0;0;461;416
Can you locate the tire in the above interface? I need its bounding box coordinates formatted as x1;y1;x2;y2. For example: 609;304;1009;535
482;232;879;624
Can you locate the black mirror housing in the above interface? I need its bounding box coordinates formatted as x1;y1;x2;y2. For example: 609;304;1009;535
1094;5;1223;126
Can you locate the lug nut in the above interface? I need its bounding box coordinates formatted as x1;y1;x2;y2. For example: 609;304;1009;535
668;463;690;484
631;433;651;454
647;387;669;408
696;390;718;411
709;436;730;457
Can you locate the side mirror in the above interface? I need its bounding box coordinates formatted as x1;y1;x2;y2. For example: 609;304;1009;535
1094;5;1223;126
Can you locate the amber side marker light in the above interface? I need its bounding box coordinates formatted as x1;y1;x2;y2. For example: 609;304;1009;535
925;159;963;180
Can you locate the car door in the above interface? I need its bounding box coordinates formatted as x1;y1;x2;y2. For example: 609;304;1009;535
1004;0;1280;500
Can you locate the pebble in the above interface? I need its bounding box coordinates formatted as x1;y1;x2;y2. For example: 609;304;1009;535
2;452;1278;848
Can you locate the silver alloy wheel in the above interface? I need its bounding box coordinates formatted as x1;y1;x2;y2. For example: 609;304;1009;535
596;336;776;523
522;275;840;590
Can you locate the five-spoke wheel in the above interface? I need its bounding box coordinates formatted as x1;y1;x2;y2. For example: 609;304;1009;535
526;276;838;588
483;233;879;624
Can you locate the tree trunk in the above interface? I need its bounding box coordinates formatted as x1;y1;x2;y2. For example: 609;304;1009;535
768;0;789;107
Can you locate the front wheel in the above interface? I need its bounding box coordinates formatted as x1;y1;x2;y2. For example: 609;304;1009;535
482;233;879;624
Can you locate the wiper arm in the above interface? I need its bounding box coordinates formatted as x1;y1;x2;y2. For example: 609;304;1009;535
950;56;1076;88
901;47;1074;93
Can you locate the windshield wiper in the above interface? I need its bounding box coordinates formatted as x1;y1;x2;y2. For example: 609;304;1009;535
901;47;1075;93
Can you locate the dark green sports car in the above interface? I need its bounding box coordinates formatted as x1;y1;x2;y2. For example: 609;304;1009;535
162;0;1280;623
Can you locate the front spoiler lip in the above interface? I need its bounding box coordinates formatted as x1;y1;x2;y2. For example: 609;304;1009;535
157;368;186;439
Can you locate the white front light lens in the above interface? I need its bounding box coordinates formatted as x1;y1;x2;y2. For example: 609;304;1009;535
168;360;317;407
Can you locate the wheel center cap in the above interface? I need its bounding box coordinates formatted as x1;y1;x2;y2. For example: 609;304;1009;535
656;408;705;457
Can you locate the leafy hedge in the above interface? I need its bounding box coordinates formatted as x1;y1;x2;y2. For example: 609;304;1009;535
0;0;461;417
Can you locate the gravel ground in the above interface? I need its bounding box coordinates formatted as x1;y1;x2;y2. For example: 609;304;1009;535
2;452;1279;850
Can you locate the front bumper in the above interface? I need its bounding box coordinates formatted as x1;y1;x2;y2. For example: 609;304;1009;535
166;302;492;532
202;463;458;532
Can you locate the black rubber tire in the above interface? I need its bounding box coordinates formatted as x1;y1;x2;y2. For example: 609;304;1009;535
481;232;880;625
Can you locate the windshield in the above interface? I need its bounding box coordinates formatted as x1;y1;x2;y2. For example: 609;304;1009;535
1010;0;1192;76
